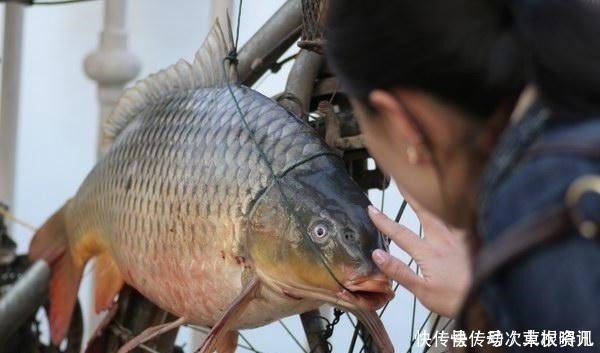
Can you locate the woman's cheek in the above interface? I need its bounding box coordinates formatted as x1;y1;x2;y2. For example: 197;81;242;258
357;117;393;164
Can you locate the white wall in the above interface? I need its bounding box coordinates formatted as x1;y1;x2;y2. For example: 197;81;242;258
3;0;427;352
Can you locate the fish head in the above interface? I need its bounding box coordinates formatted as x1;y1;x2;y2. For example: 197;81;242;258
248;154;394;311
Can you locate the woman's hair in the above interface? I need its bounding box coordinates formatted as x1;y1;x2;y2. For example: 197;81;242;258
325;0;600;121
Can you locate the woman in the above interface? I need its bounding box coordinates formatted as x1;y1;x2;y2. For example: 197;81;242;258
326;0;600;351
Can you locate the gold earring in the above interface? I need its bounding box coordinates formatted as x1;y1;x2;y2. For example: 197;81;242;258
406;145;418;165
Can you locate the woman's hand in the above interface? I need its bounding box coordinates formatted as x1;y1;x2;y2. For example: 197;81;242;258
368;202;471;318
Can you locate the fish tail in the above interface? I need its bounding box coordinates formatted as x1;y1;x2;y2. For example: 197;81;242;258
29;202;83;346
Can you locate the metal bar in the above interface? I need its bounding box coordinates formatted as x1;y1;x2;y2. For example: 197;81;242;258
301;308;329;353
279;49;323;117
100;286;179;353
238;0;302;86
0;2;25;208
0;260;50;345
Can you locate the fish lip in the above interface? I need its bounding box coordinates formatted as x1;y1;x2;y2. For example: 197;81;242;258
340;274;395;311
346;272;391;290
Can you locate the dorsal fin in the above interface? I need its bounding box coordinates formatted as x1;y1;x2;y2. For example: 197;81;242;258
103;19;235;145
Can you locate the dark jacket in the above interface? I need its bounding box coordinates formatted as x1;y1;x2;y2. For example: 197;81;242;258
477;102;600;352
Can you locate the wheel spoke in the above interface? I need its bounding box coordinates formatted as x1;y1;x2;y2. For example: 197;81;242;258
346;321;361;353
279;320;308;353
395;200;408;223
239;331;263;353
404;311;433;353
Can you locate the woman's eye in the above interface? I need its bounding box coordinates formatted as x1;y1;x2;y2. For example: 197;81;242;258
312;223;328;239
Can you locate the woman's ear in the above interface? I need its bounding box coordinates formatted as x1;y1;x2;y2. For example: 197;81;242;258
369;89;424;147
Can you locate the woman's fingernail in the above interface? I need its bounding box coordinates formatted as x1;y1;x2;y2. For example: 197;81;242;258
372;249;389;265
368;205;380;215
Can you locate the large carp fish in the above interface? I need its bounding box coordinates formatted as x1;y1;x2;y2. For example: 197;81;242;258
29;21;394;353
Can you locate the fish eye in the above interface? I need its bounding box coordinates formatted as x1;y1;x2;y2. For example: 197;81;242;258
311;222;329;240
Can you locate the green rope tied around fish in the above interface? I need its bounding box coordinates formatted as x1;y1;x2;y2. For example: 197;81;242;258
222;0;351;294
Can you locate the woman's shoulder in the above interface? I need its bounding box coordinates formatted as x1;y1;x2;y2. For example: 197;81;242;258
479;113;600;243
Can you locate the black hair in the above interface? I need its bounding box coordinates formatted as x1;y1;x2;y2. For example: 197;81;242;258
325;0;600;121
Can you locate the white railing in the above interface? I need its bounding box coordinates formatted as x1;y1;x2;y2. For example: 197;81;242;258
84;0;140;157
0;3;25;212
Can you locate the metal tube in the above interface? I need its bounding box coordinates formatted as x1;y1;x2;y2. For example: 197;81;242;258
0;3;25;208
238;0;303;86
0;261;50;345
279;49;323;117
301;308;330;353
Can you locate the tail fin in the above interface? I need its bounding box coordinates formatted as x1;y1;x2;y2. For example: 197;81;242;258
29;203;83;346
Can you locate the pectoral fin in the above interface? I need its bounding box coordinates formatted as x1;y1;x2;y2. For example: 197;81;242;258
94;252;124;313
196;276;260;353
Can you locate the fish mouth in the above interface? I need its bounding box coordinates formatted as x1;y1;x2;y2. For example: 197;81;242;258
339;273;395;311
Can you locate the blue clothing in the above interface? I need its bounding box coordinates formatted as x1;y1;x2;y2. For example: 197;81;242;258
477;103;600;352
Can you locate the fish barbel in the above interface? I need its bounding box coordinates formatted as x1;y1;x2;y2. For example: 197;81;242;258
29;21;394;353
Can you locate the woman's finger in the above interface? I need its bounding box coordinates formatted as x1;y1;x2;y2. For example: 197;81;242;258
372;249;424;294
368;206;422;254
